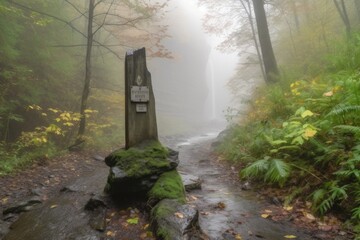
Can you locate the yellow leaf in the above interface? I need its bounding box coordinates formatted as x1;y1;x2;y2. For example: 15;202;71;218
48;108;59;113
2;197;8;204
323;90;333;97
303;128;317;138
143;223;149;230
235;234;243;239
50;204;58;209
174;212;184;219
284;235;297;239
261;214;270;219
304;212;316;220
106;230;115;237
41;113;47;117
283;206;293;211
301;110;314;118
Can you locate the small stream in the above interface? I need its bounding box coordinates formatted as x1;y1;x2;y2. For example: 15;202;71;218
163;132;315;240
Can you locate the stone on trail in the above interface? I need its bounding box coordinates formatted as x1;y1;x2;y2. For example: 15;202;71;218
151;199;199;240
2;196;42;215
180;172;202;191
104;140;179;199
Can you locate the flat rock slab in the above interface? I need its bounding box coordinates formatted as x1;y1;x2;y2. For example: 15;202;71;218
3;167;108;240
180;172;202;191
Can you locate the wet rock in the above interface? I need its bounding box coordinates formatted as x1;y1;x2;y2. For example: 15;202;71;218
3;196;42;215
92;155;104;162
30;188;43;196
105;140;179;199
181;173;202;191
151;199;199;240
89;208;106;232
85;195;107;211
0;220;9;238
240;181;252;191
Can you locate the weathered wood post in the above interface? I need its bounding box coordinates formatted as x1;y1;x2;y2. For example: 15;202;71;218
125;48;158;149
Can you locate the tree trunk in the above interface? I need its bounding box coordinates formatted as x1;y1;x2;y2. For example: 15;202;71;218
252;0;279;83
75;0;95;146
291;1;300;32
333;0;351;38
355;0;360;22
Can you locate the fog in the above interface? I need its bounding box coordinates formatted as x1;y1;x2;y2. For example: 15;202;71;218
148;0;238;136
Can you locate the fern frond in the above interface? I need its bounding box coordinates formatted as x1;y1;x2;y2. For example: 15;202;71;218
312;188;327;205
351;207;360;221
334;125;360;135
265;159;291;186
327;105;360;117
317;197;335;215
240;158;269;179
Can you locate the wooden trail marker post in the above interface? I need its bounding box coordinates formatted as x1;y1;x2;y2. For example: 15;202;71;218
125;48;158;149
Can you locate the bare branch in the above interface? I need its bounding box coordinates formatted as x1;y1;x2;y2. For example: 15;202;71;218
6;0;87;39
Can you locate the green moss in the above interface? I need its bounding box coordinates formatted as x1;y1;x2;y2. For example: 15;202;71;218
150;200;178;240
148;170;186;204
108;140;172;178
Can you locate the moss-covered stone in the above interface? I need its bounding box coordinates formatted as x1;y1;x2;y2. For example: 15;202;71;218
105;140;178;178
150;199;199;240
104;140;179;199
148;170;186;205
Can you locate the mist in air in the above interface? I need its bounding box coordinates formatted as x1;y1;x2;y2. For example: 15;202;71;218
149;1;238;136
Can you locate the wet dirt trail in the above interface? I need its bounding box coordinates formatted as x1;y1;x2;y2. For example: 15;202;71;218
169;133;315;240
2;131;334;240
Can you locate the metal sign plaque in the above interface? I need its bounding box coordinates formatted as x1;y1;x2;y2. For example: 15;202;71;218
136;104;147;113
131;86;149;102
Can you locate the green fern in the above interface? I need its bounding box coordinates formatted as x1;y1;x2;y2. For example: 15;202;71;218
265;159;291;186
240;157;269;179
334;125;360;135
240;157;291;187
327;105;360;116
312;182;348;215
352;207;360;221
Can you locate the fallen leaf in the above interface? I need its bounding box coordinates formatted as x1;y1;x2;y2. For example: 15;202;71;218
50;204;58;209
284;235;297;239
1;197;8;204
261;214;270;219
126;217;139;225
304;212;316;221
216;202;226;209
264;209;273;213
174;212;184;219
143;223;149;230
283;206;293;211
106;230;116;237
235;234;243;239
190;195;198;201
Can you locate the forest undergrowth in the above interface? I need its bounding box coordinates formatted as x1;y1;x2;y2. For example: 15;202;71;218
219;33;360;237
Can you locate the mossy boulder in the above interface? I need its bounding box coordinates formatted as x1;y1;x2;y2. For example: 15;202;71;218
151;199;199;240
105;140;179;199
148;170;186;206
